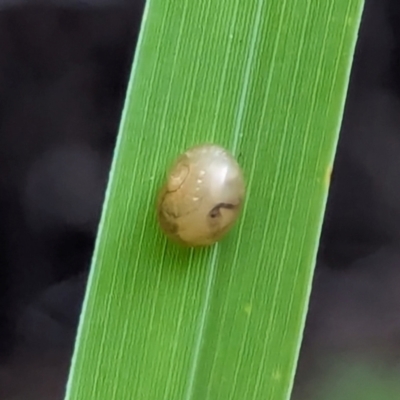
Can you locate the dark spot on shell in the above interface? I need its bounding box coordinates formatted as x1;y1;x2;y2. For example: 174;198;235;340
208;202;236;219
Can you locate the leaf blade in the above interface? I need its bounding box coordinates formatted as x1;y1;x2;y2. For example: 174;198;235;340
65;1;364;399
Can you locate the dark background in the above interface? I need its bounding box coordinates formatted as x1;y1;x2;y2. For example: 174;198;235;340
0;0;399;398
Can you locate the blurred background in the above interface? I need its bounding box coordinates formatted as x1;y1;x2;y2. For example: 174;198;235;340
0;0;399;399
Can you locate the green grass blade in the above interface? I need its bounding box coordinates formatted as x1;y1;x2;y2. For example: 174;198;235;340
65;1;364;399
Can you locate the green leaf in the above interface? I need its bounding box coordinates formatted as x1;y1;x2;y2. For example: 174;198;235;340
65;0;364;399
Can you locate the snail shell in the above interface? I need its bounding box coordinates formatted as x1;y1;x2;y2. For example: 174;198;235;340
157;144;245;247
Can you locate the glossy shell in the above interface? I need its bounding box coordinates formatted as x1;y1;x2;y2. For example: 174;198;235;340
157;144;245;247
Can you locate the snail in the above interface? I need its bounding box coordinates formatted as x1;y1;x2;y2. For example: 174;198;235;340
157;144;245;247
